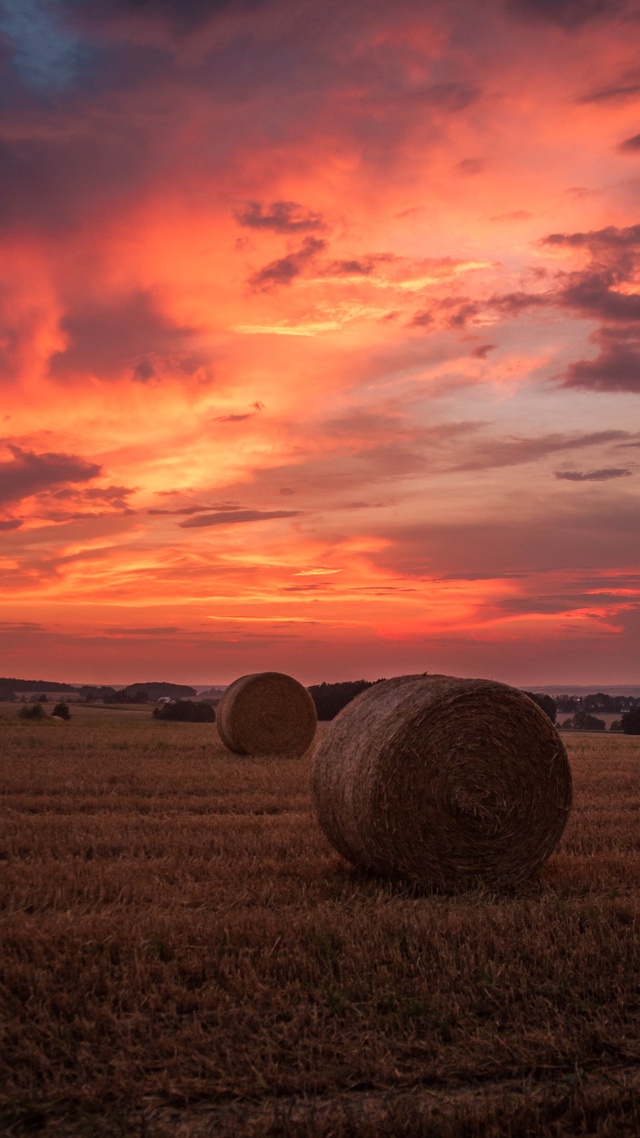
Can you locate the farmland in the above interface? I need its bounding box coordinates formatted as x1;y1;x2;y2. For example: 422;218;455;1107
1;712;639;1136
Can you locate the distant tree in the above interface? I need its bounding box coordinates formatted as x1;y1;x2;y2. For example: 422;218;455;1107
52;702;71;720
565;710;606;731
609;720;623;733
125;682;197;700
153;700;215;722
38;694;48;703
523;692;557;723
621;707;640;735
19;703;45;720
308;680;385;721
0;677;76;693
80;686;117;703
129;689;150;703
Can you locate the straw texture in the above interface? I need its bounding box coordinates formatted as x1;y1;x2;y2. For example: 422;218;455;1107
312;674;572;889
217;671;317;756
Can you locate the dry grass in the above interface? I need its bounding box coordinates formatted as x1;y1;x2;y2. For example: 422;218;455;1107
1;716;639;1136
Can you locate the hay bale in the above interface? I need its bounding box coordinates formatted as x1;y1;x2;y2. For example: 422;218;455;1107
217;671;317;756
312;674;572;889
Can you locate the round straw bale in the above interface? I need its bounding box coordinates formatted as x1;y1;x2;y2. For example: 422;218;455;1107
217;671;317;756
312;675;572;889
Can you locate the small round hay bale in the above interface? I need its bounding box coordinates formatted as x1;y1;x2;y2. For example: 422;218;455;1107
312;675;572;889
217;671;317;756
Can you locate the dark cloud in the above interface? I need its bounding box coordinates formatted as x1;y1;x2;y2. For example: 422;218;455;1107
248;236;326;291
149;503;240;515
620;132;640;151
578;82;640;103
0;125;150;232
559;270;640;322
489;290;550;314
506;0;627;28
64;0;268;32
214;403;264;422
52;484;133;507
447;301;481;328
48;290;199;381
235;200;325;233
542;223;640;252
410;83;480;112
536;223;640;390
562;331;640;392
495;591;634;615
451;429;633;473
456;158;484;176
410;310;433;327
325;254;393;277
0;445;101;506
0;518;22;531
374;497;640;578
555;467;633;480
179;509;300;528
105;626;184;636
472;343;498;358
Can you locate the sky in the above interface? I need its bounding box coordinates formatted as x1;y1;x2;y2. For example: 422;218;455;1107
0;0;639;686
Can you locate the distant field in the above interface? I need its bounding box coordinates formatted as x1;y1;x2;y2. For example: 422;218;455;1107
1;718;639;1136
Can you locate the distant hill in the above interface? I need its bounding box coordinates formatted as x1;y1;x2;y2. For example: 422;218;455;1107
123;682;197;699
0;677;78;694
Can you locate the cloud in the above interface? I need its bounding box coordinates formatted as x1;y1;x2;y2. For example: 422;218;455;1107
65;0;264;31
410;310;433;327
555;467;633;480
542;223;640;252
506;0;627;28
456;158;484;176
471;342;498;358
450;429;634;473
105;626;184;636
562;331;640;391
324;254;394;277
248;236;327;291
235;200;325;233
489;290;550;314
0;445;101;506
0;0;88;92
48;291;199;381
578;82;640;103
0;518;22;531
559;270;640;323
178;508;300;528
148;503;240;515
410;83;480;112
620;132;640;152
52;484;134;507
0;125;151;233
374;497;640;578
495;590;636;615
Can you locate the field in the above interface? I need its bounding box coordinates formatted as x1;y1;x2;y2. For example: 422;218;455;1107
1;712;639;1136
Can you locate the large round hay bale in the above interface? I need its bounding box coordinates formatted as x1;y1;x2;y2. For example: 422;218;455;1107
217;671;317;756
312;675;572;889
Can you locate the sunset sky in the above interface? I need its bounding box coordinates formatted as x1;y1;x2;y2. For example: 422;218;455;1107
1;0;639;686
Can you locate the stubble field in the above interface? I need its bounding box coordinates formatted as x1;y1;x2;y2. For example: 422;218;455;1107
1;712;639;1136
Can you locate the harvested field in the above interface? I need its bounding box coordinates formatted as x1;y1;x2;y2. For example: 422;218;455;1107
1;718;639;1136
